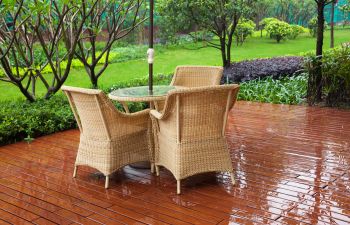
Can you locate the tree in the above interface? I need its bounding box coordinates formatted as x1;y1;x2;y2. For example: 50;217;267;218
307;0;333;105
271;0;317;26
339;0;350;26
251;0;273;35
158;0;255;68
0;0;98;101
330;0;338;48
74;0;147;88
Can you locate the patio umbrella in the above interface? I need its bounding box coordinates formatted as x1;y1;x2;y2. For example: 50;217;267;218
147;0;154;93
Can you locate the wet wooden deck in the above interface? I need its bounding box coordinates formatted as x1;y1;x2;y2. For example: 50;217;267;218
0;101;349;225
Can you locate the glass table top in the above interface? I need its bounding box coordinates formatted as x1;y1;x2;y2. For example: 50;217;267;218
108;85;180;102
110;85;176;98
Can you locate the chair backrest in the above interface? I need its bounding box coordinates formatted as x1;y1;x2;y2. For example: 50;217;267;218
160;85;240;143
170;66;223;87
61;86;120;140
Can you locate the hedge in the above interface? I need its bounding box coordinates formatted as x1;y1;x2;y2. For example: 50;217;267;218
0;72;308;146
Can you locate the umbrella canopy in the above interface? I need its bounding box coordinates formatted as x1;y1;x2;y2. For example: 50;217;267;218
148;0;154;93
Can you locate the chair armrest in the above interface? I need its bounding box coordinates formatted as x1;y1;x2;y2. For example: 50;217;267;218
150;110;163;120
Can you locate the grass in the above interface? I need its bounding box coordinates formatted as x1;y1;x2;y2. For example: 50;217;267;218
1;29;350;101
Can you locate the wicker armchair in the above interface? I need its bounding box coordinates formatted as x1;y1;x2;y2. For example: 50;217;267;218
154;66;223;111
171;66;223;87
62;86;151;189
150;84;240;194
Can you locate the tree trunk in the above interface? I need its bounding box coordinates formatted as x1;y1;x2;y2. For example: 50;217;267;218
19;85;36;102
330;1;335;48
219;37;229;67
89;69;98;89
307;2;326;105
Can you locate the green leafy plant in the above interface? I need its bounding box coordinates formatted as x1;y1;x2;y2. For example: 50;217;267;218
305;45;350;106
259;17;280;29
265;20;292;43
0;74;173;146
234;19;255;46
308;17;328;38
288;25;308;39
238;75;308;104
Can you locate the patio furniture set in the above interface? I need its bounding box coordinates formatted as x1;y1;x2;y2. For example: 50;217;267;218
62;66;240;194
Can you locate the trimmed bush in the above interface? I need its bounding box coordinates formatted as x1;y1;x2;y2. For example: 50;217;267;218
0;95;76;145
223;56;304;83
259;17;280;29
0;74;173;146
289;25;308;39
265;20;292;43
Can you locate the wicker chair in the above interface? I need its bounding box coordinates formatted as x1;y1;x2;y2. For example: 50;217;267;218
154;66;223;111
150;84;240;194
171;66;223;87
62;86;151;189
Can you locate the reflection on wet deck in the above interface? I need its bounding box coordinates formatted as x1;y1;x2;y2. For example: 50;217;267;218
0;101;349;224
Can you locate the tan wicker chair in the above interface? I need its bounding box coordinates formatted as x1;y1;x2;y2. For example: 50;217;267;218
171;66;223;87
154;66;223;111
150;84;240;194
62;86;151;189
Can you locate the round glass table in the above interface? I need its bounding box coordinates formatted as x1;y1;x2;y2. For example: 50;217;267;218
109;85;178;113
108;85;179;169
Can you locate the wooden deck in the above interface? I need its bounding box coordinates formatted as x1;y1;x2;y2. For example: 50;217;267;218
0;101;349;225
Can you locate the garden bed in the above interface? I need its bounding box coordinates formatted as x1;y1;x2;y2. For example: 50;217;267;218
223;56;304;83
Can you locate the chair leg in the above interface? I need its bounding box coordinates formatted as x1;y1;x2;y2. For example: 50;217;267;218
105;175;110;189
73;165;78;178
177;180;181;195
230;172;235;186
155;165;160;176
151;163;155;174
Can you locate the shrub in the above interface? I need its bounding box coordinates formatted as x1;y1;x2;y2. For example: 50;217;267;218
189;30;214;42
289;25;307;39
259;17;280;29
0;74;173;146
0;95;76;145
265;20;292;43
234;20;255;46
308;17;328;37
238;75;307;105
304;45;350;106
223;56;304;83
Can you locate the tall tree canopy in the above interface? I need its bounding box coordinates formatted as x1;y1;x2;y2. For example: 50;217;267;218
158;0;255;67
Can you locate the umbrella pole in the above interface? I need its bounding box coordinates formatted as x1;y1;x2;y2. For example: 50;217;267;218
148;0;154;93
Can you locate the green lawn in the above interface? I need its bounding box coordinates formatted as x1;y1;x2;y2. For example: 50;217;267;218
1;29;350;101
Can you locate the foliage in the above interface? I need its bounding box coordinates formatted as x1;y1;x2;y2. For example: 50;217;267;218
234;19;256;46
157;0;255;67
305;45;350;106
0;0;98;102
308;17;328;37
238;75;307;105
272;0;316;26
289;25;308;39
253;0;316;27
188;31;215;42
0;74;172;146
265;20;293;42
251;0;274;29
74;0;147;88
223;56;304;83
259;17;280;28
157;0;195;44
0;95;76;146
